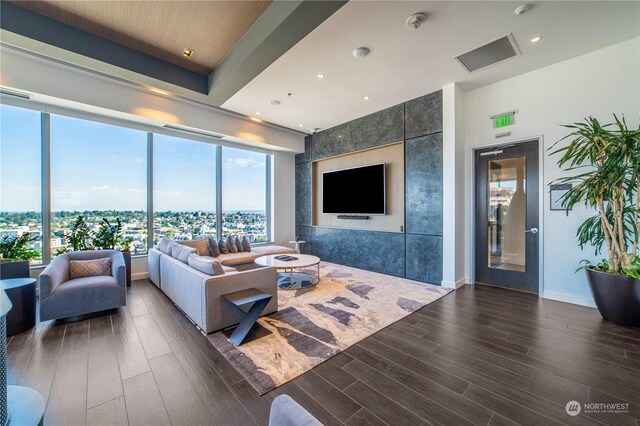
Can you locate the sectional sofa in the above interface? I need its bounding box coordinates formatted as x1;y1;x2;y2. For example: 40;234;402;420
148;238;295;333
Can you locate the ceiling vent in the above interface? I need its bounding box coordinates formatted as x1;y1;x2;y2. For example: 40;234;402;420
0;87;32;100
455;34;520;73
163;124;223;139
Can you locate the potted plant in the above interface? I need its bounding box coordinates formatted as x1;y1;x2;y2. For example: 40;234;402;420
61;215;94;252
0;233;39;279
93;218;132;287
550;114;640;326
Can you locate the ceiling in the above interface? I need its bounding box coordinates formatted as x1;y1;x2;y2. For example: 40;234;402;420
221;1;640;132
12;0;272;76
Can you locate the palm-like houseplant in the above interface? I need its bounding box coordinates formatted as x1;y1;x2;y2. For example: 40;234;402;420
550;114;640;326
0;233;40;278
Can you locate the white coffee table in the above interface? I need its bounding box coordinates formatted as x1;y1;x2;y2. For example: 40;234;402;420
255;254;321;290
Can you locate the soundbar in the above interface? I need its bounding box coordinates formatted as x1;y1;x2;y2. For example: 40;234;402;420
337;215;370;220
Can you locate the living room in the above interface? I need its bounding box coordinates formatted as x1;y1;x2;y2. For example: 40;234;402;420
1;1;639;425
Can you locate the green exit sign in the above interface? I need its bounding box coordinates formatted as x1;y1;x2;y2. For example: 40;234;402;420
493;113;515;128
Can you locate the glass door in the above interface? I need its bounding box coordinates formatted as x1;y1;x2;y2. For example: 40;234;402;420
475;140;539;293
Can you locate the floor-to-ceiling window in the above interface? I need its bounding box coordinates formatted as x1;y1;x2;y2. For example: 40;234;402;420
221;147;268;242
50;114;148;255
153;134;217;244
0;102;271;266
0;105;43;263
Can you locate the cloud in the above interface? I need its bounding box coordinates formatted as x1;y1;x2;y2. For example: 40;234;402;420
225;157;258;168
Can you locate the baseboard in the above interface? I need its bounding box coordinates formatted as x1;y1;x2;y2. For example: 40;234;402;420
441;277;468;289
543;291;596;308
132;272;149;281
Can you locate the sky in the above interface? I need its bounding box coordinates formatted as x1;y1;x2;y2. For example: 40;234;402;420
0;105;267;212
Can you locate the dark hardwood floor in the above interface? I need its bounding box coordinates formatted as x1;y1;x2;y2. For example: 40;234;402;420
7;279;640;425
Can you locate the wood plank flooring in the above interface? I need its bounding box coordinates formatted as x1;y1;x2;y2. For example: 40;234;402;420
7;279;640;425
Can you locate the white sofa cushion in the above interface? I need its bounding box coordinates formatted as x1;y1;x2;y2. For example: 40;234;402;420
158;237;175;255
171;244;198;264
216;252;261;266
188;254;225;276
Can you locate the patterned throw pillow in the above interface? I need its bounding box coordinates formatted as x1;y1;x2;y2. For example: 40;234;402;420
241;235;251;252
207;237;220;257
171;244;197;264
226;236;238;253
235;236;244;252
218;238;230;254
187;254;225;276
158;237;174;255
70;258;112;279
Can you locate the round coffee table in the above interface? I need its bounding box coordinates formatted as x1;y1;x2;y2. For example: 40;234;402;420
255;254;321;290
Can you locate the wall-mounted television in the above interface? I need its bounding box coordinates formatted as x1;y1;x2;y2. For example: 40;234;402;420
322;163;386;215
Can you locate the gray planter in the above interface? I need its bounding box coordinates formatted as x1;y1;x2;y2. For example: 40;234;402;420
586;268;640;327
0;260;30;279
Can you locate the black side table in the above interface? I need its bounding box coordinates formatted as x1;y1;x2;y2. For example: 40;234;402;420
1;278;36;336
221;288;272;346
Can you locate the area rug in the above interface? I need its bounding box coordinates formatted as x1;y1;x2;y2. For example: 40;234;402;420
207;261;452;395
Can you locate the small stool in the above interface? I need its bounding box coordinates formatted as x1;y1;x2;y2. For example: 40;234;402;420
221;288;272;346
1;278;36;336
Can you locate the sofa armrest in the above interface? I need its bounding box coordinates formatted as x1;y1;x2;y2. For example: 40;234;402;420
202;266;278;333
111;251;127;288
40;256;69;300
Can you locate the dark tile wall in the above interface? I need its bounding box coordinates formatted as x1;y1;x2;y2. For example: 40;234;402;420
295;162;312;226
405;90;443;139
405;133;443;236
296;226;405;277
405;234;443;284
295;90;443;283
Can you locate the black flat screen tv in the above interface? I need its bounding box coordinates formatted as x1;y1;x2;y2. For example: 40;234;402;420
322;163;386;215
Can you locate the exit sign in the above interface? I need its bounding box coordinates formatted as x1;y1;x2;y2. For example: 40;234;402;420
494;113;516;129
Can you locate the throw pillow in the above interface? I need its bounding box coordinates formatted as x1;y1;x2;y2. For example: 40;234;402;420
171;244;198;264
241;235;252;252
235;236;244;252
178;238;209;256
158;237;174;255
187;254;225;276
207;237;220;257
70;258;112;279
218;238;230;254
226;235;238;253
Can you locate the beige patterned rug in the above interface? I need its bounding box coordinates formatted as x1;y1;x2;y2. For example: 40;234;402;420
208;261;451;395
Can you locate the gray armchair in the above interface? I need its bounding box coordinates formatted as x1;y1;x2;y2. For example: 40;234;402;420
39;250;126;321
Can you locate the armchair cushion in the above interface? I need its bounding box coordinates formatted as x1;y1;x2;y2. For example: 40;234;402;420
70;257;111;279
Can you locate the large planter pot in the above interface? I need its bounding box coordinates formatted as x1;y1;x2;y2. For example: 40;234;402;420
121;251;132;287
0;260;30;279
586;268;640;327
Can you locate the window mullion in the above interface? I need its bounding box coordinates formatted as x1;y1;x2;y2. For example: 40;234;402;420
216;145;223;239
41;113;51;264
147;133;154;253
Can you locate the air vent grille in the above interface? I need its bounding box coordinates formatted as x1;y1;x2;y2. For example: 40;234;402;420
0;87;32;100
163;124;223;139
455;34;520;73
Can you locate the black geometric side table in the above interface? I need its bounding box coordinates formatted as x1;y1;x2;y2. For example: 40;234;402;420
221;288;272;346
1;278;36;337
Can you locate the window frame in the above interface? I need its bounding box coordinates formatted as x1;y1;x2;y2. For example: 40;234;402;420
0;97;273;267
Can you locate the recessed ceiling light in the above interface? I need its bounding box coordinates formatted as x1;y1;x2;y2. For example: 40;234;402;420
183;48;194;58
250;117;263;123
270;100;281;106
364;96;371;100
530;36;543;43
317;73;325;79
256;111;261;115
299;124;304;127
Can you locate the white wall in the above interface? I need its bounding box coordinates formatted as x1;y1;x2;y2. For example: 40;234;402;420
272;151;296;246
463;37;640;306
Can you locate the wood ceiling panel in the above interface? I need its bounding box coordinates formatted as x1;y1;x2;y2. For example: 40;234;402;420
13;0;272;75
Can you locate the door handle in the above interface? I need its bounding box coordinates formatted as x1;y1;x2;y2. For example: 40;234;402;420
525;227;539;234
